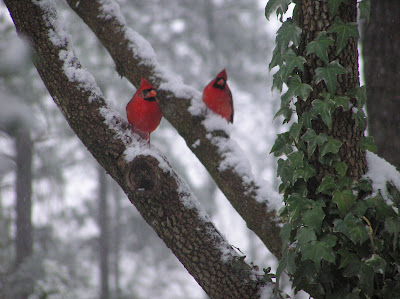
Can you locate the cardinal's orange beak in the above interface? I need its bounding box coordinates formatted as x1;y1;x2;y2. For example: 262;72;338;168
148;90;157;97
217;78;224;85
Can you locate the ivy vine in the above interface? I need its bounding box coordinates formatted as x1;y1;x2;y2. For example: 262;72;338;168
266;0;400;298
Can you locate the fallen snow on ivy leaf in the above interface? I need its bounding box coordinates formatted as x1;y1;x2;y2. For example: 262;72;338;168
365;151;400;211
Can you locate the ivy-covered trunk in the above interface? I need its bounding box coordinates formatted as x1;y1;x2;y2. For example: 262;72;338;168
267;0;400;298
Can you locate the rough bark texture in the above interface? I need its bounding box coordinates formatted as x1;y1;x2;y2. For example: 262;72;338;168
298;0;366;194
4;0;274;297
14;128;33;299
64;0;282;259
364;0;400;169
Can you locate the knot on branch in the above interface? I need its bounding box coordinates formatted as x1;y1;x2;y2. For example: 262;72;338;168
125;155;160;195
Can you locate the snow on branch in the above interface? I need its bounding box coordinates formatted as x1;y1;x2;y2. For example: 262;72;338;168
4;0;276;296
365;151;400;212
66;0;283;258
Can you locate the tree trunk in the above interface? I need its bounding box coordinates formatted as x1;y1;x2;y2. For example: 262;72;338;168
14;128;33;299
98;166;110;299
112;181;122;299
363;0;400;169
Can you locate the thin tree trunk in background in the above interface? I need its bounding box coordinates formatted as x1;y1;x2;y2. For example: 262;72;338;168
112;181;122;299
14;128;33;299
98;166;109;299
364;0;400;169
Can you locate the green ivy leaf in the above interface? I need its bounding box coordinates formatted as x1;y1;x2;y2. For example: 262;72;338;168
316;174;336;194
277;158;294;188
337;176;353;190
293;179;308;197
284;75;313;102
301;241;336;268
310;98;336;128
296;227;317;248
301;110;317;129
282;49;306;77
292;260;318;289
365;254;387;275
359;0;371;23
333;189;356;218
280;222;293;246
333;95;351;111
347;86;367;108
338;248;359;269
301;129;328;158
302;206;325;233
333;161;348;177
351;200;369;217
272;66;285;92
271;132;293;156
359;263;375;296
306;31;334;64
275;247;297;292
328;0;348;18
288;151;304;169
385;217;400;249
265;0;291;20
320;137;342;158
352;108;367;131
276;19;302;51
359;136;377;152
321;234;337;247
269;46;283;70
333;214;369;245
274;105;293;123
294;163;316;182
289;121;302;142
315;60;347;96
328;20;359;55
287;193;313;220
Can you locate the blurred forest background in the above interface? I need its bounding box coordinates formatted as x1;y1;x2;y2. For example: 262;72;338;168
0;0;284;298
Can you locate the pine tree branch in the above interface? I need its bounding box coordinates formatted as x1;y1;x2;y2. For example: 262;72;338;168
64;0;283;258
4;0;277;297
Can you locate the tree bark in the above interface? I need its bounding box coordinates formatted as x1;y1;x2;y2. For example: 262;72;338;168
297;0;366;193
14;128;33;299
4;1;275;297
64;0;282;258
363;0;400;169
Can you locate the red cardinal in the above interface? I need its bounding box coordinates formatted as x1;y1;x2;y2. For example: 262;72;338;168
202;69;233;123
126;78;162;141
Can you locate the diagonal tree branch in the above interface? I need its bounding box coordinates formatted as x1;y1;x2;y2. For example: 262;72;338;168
4;0;277;297
65;0;283;258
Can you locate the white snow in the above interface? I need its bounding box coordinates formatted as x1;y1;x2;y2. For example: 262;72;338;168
258;283;275;299
33;0;67;47
59;50;103;102
192;140;201;148
202;113;232;135
364;151;400;211
34;0;103;102
256;181;284;213
97;0;124;23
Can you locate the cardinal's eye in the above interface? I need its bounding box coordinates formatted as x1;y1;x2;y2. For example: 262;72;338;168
213;78;226;89
143;89;153;97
